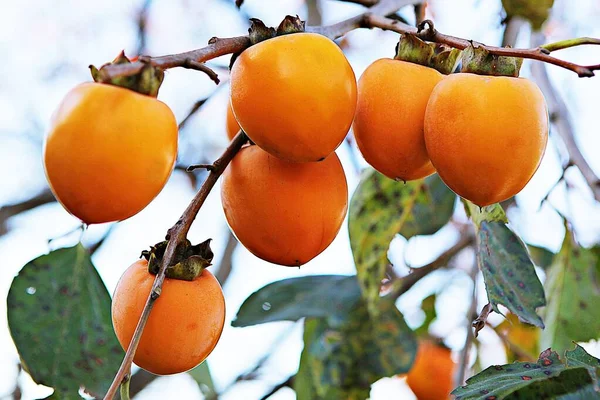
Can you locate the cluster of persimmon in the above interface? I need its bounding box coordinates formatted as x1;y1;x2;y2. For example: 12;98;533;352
41;16;549;378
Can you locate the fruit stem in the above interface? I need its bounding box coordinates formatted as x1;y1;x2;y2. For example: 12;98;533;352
103;131;248;400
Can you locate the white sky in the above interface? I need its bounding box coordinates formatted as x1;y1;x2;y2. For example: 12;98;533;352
0;0;599;399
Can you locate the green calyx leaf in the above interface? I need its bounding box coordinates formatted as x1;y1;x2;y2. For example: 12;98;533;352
89;51;164;97
394;34;462;75
464;201;509;228
461;44;524;77
142;238;214;281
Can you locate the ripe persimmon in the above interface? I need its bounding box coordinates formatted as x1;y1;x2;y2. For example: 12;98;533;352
406;340;455;400
221;146;348;266
424;73;548;206
353;59;442;181
44;82;178;224
226;101;240;140
111;259;225;375
230;33;357;162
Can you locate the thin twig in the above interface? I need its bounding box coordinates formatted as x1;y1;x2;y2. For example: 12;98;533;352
88;224;116;255
386;230;474;299
103;131;248;400
0;190;56;235
182;59;220;84
337;0;379;6
538;162;573;210
187;163;216;172
530;31;600;201
456;261;479;387
178;98;209;131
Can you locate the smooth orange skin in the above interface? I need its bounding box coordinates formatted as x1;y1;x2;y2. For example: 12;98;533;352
44;82;178;224
111;260;225;375
353;59;441;181
230;33;357;162
424;73;548;206
406;341;455;400
226;100;240;140
221;146;348;266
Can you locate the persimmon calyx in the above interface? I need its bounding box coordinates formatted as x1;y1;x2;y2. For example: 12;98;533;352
142;238;214;281
89;50;165;97
394;34;462;75
461;44;524;77
248;15;305;46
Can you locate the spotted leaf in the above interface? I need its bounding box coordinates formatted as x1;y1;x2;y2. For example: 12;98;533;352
349;169;455;315
542;230;600;354
452;345;600;400
7;244;122;398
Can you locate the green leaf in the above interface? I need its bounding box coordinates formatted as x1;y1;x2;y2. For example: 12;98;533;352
452;345;600;400
295;319;324;400
477;221;546;328
414;294;437;336
7;245;122;399
527;244;556;270
541;232;600;355
349;170;455;315
188;363;216;398
501;0;554;30
232;275;361;328
301;300;417;398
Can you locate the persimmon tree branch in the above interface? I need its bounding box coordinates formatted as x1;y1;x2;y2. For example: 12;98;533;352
103;131;248;400
364;16;600;77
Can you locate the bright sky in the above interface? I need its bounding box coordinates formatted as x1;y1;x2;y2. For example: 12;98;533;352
0;0;599;399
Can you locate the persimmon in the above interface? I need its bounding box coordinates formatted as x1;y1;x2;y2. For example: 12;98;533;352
111;259;225;375
406;340;455;400
44;82;178;224
424;73;548;206
230;33;357;162
226;100;240;140
353;59;442;181
221;146;348;266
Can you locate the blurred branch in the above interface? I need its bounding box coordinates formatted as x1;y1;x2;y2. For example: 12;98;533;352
215;230;237;285
414;2;426;25
259;376;294;400
136;0;153;55
306;0;322;26
0;190;56;235
386;230;475;299
337;0;379;6
501;16;527;47
456;261;478;388
530;31;600;201
365;17;600;77
487;321;536;362
103;132;249;400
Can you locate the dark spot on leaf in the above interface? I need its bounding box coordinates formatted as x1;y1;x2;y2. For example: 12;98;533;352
579;301;587;309
524;364;531;368
94;357;104;366
518;281;525;288
79;333;87;344
517;305;524;311
486;396;497;400
97;338;106;346
494;366;503;370
59;285;69;295
112;346;123;354
368;224;377;233
521;376;532;380
507;270;514;277
542;358;552;366
42;304;50;312
481;389;489;394
544;370;552;375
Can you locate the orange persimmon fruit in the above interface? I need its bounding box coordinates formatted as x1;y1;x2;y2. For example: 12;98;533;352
221;146;348;266
353;58;442;181
424;73;548;206
44;82;178;224
230;33;357;162
111;259;225;375
226;100;240;140
406;340;456;400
